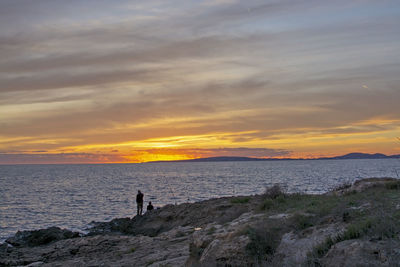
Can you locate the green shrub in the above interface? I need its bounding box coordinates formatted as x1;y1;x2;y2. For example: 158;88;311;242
385;181;400;190
336;219;372;242
276;195;286;204
263;185;285;199
291;214;314;230
308;219;374;261
305;199;335;217
341;224;362;240
189;241;210;259
393;211;400;220
306;236;335;266
342;211;351;222
207;226;216;235
259;199;274;211
230;197;250;204
246;226;280;261
369;217;400;239
315;236;334;257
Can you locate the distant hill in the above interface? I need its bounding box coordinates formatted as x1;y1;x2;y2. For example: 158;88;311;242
171;156;289;162
147;156;287;163
147;153;400;163
330;153;390;160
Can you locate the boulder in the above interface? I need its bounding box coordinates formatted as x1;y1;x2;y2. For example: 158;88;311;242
275;223;345;266
321;239;400;266
6;227;80;247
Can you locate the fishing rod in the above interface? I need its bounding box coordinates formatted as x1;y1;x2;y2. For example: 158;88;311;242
163;175;177;205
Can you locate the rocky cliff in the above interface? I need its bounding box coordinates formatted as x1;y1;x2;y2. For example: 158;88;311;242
1;178;400;266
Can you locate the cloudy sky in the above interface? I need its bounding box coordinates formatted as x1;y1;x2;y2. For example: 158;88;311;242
0;0;399;164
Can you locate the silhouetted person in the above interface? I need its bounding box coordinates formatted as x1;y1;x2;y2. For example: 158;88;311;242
147;201;154;211
136;190;144;216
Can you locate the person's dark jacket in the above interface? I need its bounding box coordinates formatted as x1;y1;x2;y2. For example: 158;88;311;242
136;192;144;203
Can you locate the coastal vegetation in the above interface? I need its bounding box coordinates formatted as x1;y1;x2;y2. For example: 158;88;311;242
2;178;400;266
244;178;400;265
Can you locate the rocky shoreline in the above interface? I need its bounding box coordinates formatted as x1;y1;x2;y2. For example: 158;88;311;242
2;178;400;266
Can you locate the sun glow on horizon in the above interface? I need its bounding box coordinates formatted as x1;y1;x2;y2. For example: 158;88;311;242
0;0;399;164
1;120;399;164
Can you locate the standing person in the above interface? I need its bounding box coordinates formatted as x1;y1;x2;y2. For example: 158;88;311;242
147;201;154;211
136;190;144;216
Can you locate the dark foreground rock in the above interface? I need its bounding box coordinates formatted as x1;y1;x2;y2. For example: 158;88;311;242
5;227;80;247
88;196;253;237
2;178;400;266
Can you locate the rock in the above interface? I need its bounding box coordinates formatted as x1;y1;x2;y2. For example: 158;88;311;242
269;213;292;219
26;261;44;266
2;180;400;266
321;239;400;266
89;196;254;237
5;227;80;247
329;177;399;196
187;212;265;266
1;196;258;266
0;242;9;251
199;234;251;266
275;223;345;266
349;202;371;210
1;225;196;266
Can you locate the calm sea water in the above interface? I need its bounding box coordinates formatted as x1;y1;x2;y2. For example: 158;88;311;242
1;159;399;242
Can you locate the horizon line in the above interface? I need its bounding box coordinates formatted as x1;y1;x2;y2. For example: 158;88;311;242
1;152;399;165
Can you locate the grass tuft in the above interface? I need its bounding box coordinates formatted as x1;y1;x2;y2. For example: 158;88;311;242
230;197;250;204
207;226;216;235
259;199;274;211
291;214;314;230
246;226;280;261
385;180;400;190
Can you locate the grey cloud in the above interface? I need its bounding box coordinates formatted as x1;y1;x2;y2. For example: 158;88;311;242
0;0;130;34
315;124;399;136
0;146;291;164
141;147;291;158
0;68;169;93
0;152;126;164
1;2;398;97
0;89;96;105
0;36;233;73
3;18;395;73
3;0;397;73
1;67;399;142
205;147;291;157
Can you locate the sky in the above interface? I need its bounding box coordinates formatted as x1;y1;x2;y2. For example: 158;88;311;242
0;0;400;164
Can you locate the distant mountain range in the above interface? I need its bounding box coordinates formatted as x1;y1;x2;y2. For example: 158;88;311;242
321;153;400;160
148;153;400;163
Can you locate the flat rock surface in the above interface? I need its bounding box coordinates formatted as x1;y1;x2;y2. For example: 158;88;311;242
1;227;192;267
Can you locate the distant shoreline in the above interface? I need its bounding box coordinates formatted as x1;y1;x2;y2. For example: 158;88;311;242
147;152;400;163
0;153;399;165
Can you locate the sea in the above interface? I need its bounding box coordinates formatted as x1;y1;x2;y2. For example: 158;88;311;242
1;159;399;242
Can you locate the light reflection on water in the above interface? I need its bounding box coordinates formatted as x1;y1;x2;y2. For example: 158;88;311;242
0;159;399;241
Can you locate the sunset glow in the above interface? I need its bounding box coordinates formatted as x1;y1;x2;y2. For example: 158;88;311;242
0;0;399;164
